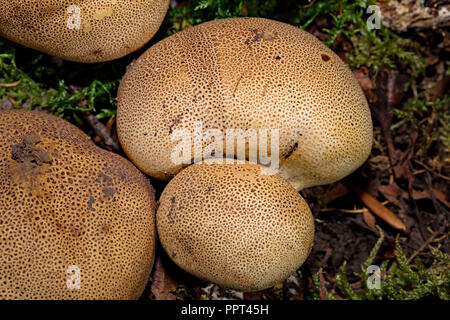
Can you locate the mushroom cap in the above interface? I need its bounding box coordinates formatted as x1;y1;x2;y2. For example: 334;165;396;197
0;110;156;299
157;160;315;292
0;0;169;63
117;17;373;190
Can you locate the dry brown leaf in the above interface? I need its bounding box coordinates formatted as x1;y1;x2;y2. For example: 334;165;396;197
378;181;409;207
433;189;450;209
412;189;431;200
429;75;450;100
323;183;349;206
412;189;450;209
243;292;263;300
393;129;418;180
370;67;408;168
318;269;327;300
150;255;177;300
362;208;376;229
353;67;375;102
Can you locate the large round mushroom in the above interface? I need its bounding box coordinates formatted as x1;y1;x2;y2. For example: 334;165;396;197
117;17;373;190
0;110;156;299
157;160;315;292
0;0;170;63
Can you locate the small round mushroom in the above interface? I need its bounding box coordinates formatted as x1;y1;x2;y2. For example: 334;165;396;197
0;110;156;299
0;0;170;63
117;17;373;190
157;160;315;292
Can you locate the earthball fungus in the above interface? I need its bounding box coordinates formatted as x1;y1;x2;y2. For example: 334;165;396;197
0;110;156;299
117;17;373;190
0;0;170;63
157;160;315;292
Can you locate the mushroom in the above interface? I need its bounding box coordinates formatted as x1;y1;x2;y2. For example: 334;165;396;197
117;17;373;190
0;0;170;63
157;159;314;292
0;110;156;299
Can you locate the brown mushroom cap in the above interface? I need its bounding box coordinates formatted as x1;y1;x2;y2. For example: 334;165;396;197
157;160;315;292
0;0;169;63
0;110;156;299
117;17;373;190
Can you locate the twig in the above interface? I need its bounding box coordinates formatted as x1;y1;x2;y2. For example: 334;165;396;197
349;218;418;251
320;248;333;266
425;171;448;215
320;207;365;213
297;0;317;8
349;217;393;241
407;232;442;264
83;112;121;153
318;269;327;300
0;80;21;87
414;159;450;181
432;234;448;243
408;191;428;243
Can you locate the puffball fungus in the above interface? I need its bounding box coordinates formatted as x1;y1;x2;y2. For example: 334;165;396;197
117;17;373;190
157;160;314;292
0;0;170;63
0;110;156;299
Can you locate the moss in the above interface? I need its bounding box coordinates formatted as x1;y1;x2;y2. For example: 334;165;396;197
296;0;426;80
311;227;450;300
166;0;300;35
295;0;447;162
0;40;118;124
348;27;425;81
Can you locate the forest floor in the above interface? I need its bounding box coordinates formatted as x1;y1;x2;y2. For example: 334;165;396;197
1;0;449;299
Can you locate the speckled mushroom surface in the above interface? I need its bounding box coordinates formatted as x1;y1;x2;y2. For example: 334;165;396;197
117;17;373;190
0;0;169;63
157;160;315;292
0;110;156;300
